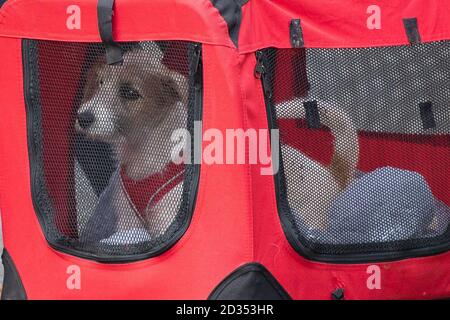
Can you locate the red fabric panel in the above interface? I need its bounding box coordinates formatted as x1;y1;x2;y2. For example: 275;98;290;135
3;0;450;52
0;0;234;47
239;0;450;52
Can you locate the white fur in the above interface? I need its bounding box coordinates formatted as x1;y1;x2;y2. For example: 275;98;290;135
276;98;359;229
78;98;117;137
78;43;187;240
116;100;187;180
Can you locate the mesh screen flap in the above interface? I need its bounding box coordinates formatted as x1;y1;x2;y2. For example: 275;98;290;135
24;40;200;260
263;44;450;256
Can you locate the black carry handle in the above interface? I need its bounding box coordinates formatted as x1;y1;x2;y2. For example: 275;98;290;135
98;0;123;65
403;18;421;45
303;100;321;129
290;19;304;48
419;101;436;130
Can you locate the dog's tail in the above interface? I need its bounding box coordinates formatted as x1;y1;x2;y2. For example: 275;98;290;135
276;99;359;189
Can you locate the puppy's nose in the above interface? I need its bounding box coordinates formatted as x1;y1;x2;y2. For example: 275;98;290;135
77;112;95;129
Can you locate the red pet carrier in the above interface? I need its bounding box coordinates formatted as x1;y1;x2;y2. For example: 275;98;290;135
0;0;449;299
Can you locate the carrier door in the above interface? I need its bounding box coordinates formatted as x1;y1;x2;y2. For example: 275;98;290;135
23;40;202;262
256;44;450;262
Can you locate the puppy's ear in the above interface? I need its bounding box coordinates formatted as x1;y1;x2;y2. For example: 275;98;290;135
158;72;188;107
82;61;103;102
140;41;164;63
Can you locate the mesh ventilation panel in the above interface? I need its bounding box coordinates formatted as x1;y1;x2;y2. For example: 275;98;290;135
261;44;450;257
24;40;200;260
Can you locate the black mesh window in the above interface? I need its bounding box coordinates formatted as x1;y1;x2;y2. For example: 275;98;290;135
23;40;201;261
258;43;450;261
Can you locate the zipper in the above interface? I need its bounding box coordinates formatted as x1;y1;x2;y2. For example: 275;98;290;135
22;39;50;239
191;43;202;87
255;49;275;142
188;43;202;224
254;50;272;99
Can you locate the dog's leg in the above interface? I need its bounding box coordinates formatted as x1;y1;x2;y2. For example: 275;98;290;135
281;144;340;230
276;99;359;189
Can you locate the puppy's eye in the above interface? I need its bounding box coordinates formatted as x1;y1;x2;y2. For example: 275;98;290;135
119;84;141;101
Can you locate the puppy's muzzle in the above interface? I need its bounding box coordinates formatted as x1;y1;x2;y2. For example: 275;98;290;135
77;111;95;130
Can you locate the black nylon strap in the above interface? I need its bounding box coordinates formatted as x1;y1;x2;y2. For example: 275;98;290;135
1;249;27;300
97;0;123;65
290;19;304;48
303;100;321;129
419;101;436;130
403;18;421;45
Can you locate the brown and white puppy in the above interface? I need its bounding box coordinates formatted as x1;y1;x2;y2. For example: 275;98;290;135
276;99;359;230
76;43;188;241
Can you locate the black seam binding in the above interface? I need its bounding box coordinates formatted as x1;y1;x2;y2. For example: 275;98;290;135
208;263;292;300
209;0;247;47
255;49;450;264
1;249;27;300
22;40;203;263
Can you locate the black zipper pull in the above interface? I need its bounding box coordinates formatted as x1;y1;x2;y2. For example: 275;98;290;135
254;50;272;99
191;44;202;75
254;50;265;78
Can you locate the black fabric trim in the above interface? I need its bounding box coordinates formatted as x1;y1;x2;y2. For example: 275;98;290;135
208;263;291;300
403;18;421;45
97;0;123;65
331;288;345;300
0;0;7;9
22;40;203;263
1;249;27;300
419;101;436;130
303;100;320;129
290;19;304;48
209;0;246;47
